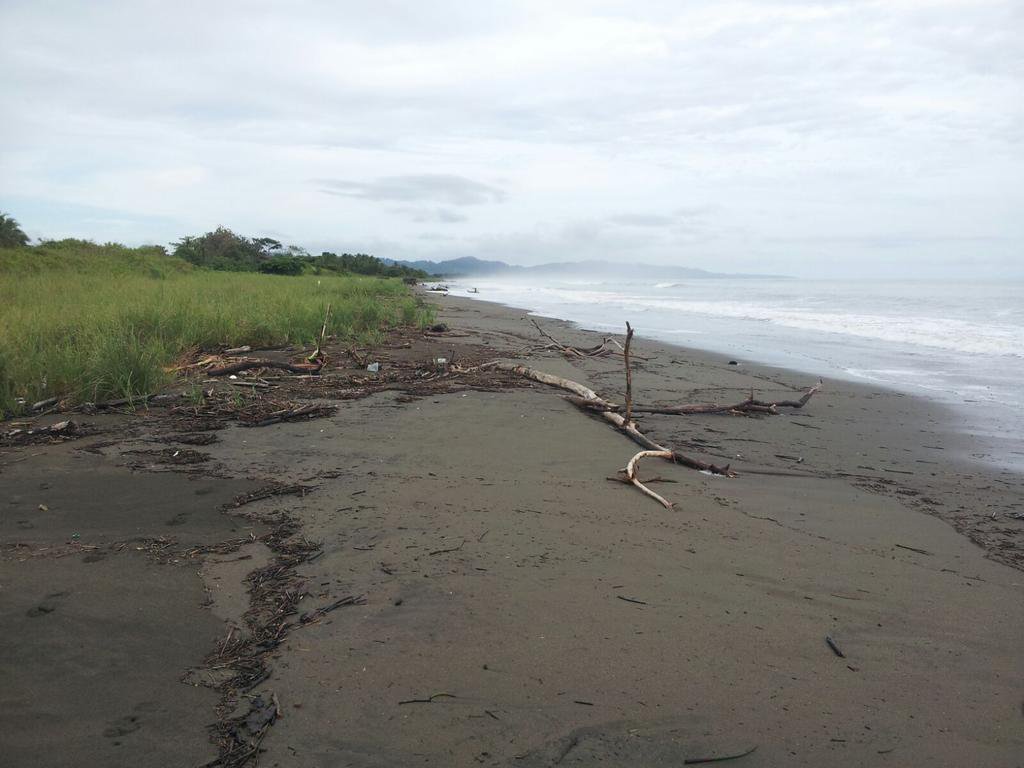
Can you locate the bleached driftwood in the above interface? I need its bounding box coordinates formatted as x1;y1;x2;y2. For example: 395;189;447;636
487;362;735;477
625;450;675;509
564;380;822;417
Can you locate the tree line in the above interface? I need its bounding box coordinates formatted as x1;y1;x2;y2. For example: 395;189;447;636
0;214;428;279
172;227;428;278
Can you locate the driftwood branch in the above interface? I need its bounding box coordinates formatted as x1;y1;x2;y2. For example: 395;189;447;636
564;379;822;417
207;358;324;377
529;318;627;359
625;450;674;508
489;361;735;485
245;403;335;428
464;321;821;507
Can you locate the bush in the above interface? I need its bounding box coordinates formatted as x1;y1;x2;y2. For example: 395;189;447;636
259;256;304;276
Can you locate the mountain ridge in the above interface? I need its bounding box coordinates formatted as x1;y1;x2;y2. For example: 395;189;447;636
386;255;789;279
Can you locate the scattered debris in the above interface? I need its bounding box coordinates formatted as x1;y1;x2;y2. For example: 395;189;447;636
206;357;324;377
228;484;312;509
428;539;466;556
244;403;336;428
2;419;84;446
298;594;366;625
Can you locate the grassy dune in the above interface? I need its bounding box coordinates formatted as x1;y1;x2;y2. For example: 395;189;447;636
0;241;432;415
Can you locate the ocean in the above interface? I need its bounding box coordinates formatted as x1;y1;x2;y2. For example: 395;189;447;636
445;276;1024;471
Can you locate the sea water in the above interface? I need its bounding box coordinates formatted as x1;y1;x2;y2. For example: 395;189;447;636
446;277;1024;471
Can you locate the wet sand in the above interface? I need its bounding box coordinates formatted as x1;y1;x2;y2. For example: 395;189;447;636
1;294;1022;767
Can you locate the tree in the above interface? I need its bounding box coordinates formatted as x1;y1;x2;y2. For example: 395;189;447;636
253;237;283;256
172;227;262;271
0;213;30;248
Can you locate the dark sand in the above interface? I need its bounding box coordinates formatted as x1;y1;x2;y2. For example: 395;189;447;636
1;294;1022;767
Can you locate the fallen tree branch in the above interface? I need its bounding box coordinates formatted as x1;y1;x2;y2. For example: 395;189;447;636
207;358;324;377
488;361;735;481
563;379;822;417
529;318;626;359
244;403;335;428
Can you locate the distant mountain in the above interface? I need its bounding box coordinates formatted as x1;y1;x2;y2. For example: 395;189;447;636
388;256;787;279
390;256;511;276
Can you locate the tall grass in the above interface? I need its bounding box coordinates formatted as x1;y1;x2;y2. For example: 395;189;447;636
0;243;433;415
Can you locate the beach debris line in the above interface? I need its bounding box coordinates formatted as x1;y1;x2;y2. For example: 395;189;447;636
205;356;325;377
202;694;281;768
2;418;82;445
244;402;335;428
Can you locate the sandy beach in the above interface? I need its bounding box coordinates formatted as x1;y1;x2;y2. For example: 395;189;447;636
2;293;1022;768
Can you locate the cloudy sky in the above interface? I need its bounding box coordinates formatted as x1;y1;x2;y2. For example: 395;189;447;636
1;0;1021;277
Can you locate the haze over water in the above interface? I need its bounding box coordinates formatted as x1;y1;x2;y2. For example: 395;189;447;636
448;277;1024;471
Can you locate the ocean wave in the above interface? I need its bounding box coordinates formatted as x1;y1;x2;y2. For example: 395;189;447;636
502;288;1023;358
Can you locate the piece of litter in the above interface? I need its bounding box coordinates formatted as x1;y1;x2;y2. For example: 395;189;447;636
367;362;380;373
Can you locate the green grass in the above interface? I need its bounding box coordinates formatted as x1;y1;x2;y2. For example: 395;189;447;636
0;241;433;415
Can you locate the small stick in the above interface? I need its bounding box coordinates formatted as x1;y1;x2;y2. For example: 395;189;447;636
398;692;456;705
429;539;466;556
895;543;932;556
616;595;648;605
623;322;634;426
684;745;758;764
825;635;845;658
312;302;332;361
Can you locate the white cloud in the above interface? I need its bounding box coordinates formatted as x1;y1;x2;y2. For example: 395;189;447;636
0;0;1020;276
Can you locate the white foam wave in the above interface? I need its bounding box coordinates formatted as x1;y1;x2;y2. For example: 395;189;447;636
487;286;1023;358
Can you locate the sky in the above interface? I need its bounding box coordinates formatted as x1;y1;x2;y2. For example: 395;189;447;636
1;0;1021;277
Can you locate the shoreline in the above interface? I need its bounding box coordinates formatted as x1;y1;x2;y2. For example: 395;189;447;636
437;292;1024;571
1;292;1022;766
441;280;1024;475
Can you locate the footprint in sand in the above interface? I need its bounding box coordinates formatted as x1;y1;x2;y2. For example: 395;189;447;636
165;511;190;526
26;590;70;617
103;715;141;738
